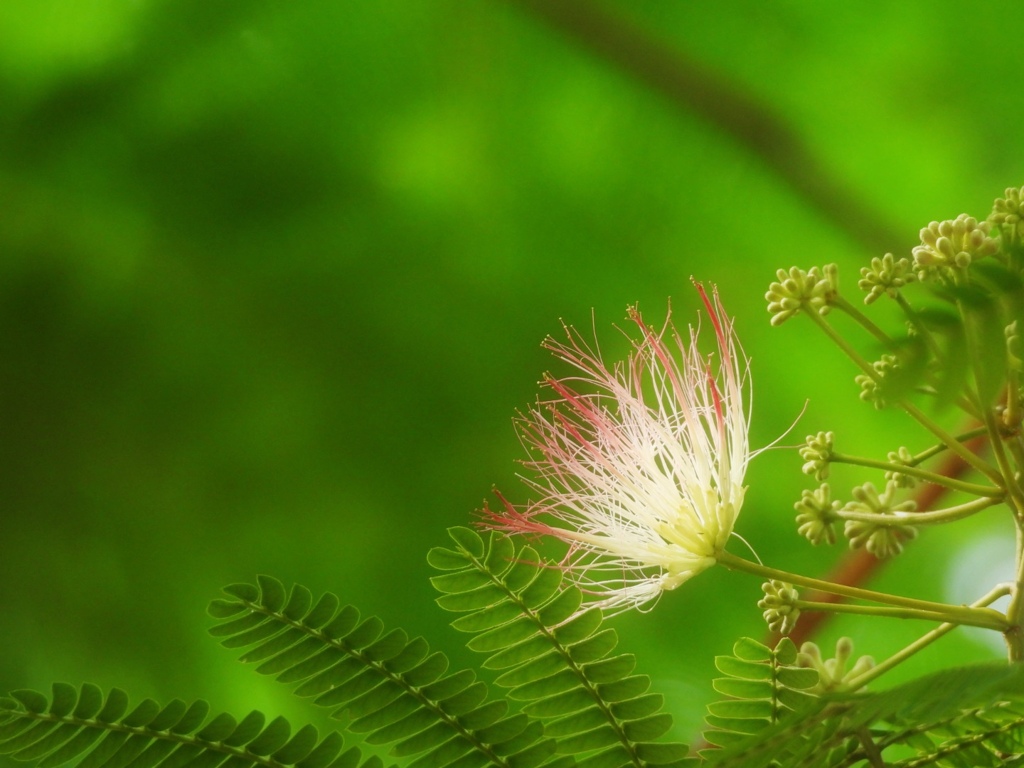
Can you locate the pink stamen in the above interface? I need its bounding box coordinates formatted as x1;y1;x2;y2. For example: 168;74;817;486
478;283;752;614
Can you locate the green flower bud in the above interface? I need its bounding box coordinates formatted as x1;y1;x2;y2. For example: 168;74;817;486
856;354;899;409
989;186;1024;246
799;637;874;693
858;253;915;304
1008;321;1022;373
758;580;800;635
765;265;839;326
843;481;918;558
799;431;834;481
912;214;999;282
795;484;841;545
884;446;917;489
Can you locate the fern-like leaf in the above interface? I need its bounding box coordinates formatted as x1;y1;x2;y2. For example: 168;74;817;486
429;527;696;768
706;661;1024;767
701;637;818;752
208;575;553;768
0;684;366;768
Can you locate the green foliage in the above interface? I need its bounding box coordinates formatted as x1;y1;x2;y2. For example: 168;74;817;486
0;684;368;768
11;539;1024;768
0;532;699;768
208;575;553;768
429;527;695;768
894;258;1024;409
701;638;818;755
706;662;1024;767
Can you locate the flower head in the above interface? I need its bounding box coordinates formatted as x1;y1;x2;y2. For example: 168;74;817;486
912;214;999;282
858;254;915;304
842;481;917;558
990;185;1024;245
759;580;800;635
800;431;834;482
481;283;753;613
795;484;841;546
765;264;839;325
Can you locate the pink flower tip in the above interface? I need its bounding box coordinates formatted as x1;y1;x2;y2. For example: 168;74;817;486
480;284;753;614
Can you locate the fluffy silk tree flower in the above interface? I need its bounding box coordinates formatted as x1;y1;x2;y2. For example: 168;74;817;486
481;283;753;614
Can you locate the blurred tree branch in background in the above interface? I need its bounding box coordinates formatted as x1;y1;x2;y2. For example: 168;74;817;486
504;0;904;254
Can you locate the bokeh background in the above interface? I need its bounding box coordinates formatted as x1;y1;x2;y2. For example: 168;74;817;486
2;0;1024;756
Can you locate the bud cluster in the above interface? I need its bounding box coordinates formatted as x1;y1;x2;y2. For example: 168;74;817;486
765;265;839;326
758;580;800;635
911;214;999;282
883;446;917;489
772;187;1023;571
799;431;834;481
858;253;915;304
989;185;1024;247
798;638;875;694
843;481;918;558
794;484;840;546
855;354;899;410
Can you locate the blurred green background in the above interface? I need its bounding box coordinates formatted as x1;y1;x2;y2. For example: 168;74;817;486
2;0;1023;753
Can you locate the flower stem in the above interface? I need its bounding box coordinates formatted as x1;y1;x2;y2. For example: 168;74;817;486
1005;521;1024;662
1008;436;1024;484
716;549;1009;631
1005;367;1022;432
957;298;1024;503
981;399;1024;513
844;583;1013;690
834;296;891;345
807;311;1002;483
912;426;989;463
807;311;875;376
830;452;1003;497
836;495;1003;527
895;292;943;363
893;294;982;417
794;600;993;627
898;399;1003;484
